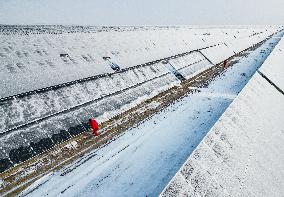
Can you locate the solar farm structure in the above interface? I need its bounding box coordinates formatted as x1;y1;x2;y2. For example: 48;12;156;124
0;25;281;179
161;35;284;197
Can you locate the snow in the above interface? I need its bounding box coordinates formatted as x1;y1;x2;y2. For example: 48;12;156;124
0;61;175;132
0;62;183;160
22;173;54;195
64;141;78;149
21;31;282;197
0;27;279;138
160;39;284;197
200;44;235;65
259;37;284;90
0;26;279;98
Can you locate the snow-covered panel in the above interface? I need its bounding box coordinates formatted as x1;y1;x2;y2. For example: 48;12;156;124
16;33;283;196
222;30;278;54
0;26;279;98
0;49;224;136
169;52;205;70
0;68;179;170
259;37;284;91
161;73;284;196
200;44;235;65
226;37;254;53
178;60;213;80
0;26;281;174
0;61;172;134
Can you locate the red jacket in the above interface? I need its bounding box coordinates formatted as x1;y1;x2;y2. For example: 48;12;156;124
224;60;228;68
90;119;100;136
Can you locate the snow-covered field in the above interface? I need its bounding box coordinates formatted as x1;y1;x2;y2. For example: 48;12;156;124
19;30;283;197
161;38;284;196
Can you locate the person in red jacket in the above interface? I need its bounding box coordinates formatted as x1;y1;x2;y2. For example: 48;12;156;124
89;119;100;136
223;59;229;68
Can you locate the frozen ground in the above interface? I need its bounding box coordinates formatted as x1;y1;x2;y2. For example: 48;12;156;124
20;32;282;197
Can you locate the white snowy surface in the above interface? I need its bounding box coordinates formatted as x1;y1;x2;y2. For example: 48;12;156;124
0;26;279;98
160;46;284;197
0;27;279;146
259;37;284;90
200;44;235;65
20;33;281;197
0;27;279;137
